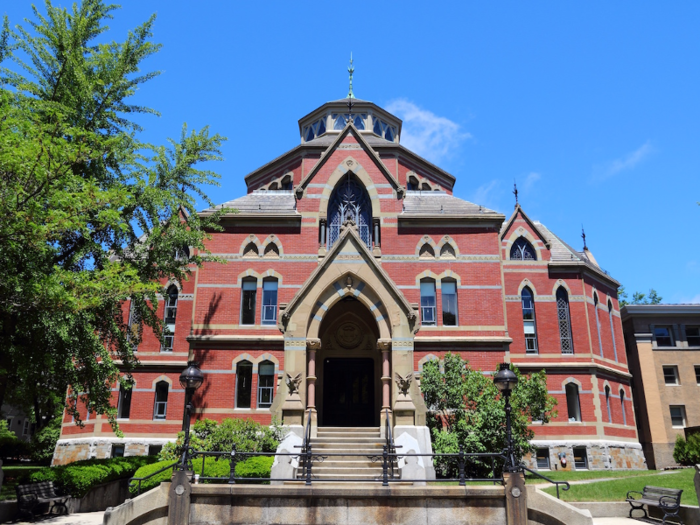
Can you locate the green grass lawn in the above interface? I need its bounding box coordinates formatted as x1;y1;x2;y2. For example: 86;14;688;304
0;466;45;501
542;469;698;506
525;469;661;483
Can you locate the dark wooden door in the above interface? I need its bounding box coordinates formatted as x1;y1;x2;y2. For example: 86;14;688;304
322;358;374;427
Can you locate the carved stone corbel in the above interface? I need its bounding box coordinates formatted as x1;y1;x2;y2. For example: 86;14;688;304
306;338;321;351
376;339;391;352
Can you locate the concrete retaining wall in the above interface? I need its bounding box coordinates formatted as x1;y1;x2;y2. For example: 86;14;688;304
105;484;508;525
570;501;700;524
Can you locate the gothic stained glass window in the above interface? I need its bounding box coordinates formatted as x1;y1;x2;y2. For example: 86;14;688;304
557;287;574;354
333;113;366;130
510;238;537;260
327;175;372;249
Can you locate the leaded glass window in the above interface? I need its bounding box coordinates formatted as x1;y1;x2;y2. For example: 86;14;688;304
522;287;538;354
333;113;366;130
372;117;397;141
510;238;536;261
557;288;574;354
303;117;327;141
327;175;372;249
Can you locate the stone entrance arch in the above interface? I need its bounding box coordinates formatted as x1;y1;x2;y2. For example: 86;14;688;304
270;226;423;432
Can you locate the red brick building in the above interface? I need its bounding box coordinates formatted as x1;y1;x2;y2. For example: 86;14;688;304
53;96;645;471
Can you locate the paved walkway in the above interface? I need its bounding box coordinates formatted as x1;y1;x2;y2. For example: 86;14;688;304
592;519;642;524
15;511;104;525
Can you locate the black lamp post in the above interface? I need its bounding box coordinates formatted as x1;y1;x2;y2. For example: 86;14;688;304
493;363;518;472
179;361;204;470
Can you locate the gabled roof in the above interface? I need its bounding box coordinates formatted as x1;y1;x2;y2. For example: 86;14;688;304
500;205;552;249
295;122;404;198
402;191;499;216
279;224;418;333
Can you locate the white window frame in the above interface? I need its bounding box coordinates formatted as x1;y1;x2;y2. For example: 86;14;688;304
662;366;680;386
654;326;675;347
669;405;686;428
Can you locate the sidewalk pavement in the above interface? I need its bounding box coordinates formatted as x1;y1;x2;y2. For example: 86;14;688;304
15;511;104;525
593;519;645;524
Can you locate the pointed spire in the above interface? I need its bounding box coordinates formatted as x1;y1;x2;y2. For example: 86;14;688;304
513;181;519;208
581;225;588;250
347;53;355;100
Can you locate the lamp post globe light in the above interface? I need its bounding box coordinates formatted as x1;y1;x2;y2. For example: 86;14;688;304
493;363;518;472
179;361;204;470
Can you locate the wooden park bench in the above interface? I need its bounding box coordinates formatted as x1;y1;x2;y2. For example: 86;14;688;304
15;481;69;521
626;485;683;524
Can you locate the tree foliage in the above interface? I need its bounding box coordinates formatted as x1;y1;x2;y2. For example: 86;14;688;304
421;353;557;476
618;286;662;307
0;1;229;430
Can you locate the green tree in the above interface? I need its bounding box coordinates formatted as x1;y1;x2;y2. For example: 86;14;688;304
0;1;229;431
421;353;557;476
618;286;662;307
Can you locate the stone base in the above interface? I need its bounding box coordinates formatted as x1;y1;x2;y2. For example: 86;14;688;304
523;440;647;471
52;437;173;466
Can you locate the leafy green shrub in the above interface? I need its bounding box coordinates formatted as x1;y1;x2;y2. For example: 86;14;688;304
673;433;700;465
31;417;62;464
159;418;283;461
29;456;156;498
234;456;273;484
130;455;274;495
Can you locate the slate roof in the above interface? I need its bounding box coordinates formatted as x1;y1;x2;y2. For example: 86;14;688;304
401;191;499;216
201;191;297;215
534;221;616;282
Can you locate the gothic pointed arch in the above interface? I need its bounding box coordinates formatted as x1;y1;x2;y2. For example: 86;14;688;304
326;172;373;250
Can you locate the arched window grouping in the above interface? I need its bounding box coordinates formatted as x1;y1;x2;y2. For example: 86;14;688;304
420;278;458;327
162;285;178;352
510;238;537;261
521;287;538;354
557;288;574;354
327;175;372;250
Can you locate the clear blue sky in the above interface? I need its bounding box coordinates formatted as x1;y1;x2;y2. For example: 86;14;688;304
4;1;700;303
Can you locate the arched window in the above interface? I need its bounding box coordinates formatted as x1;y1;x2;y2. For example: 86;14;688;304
118;384;132;420
153;381;169;420
605;386;612;423
162;285;178;352
257;361;275;408
407;175;419;191
510;238;537;261
593;293;603;357
620;389;627;426
261;279;278;325
242;242;258;258
441;280;458;326
263;243;279;259
522;287;538;354
281;174;293;191
236;361;253;408
565;383;581;422
419;243;435;259
240;278;257;325
420;279;437;326
556;288;574;354
327;175;372;249
440;244;456;259
608;300;618;362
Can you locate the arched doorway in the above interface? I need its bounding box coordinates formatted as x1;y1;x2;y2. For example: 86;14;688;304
316;297;382;427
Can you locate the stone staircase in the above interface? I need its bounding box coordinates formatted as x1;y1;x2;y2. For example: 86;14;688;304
295;427;398;483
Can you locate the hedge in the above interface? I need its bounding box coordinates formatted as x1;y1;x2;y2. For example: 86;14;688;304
130;455;274;495
29;456;157;498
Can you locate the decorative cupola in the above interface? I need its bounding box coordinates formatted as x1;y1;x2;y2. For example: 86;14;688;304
298;56;402;144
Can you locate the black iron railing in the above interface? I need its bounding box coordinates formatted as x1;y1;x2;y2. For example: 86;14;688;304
129;460;179;496
521;465;570;499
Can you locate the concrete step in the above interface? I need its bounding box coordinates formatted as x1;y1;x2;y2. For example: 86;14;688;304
311;437;384;444
283;480;413;486
310;467;384;476
300;454;392;462
296;472;396;481
310;443;385;450
317;427;380;432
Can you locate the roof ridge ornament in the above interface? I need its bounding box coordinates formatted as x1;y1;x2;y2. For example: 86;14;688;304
513;180;519;208
581;225;587;250
347;53;355;101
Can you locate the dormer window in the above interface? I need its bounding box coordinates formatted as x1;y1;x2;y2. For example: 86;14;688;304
303;117;327;142
373;117;396;141
333;113;366;130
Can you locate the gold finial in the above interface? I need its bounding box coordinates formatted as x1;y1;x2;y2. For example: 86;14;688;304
347;53;355;99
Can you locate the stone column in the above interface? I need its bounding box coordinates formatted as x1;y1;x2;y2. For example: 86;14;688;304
503;471;527;525
306;338;320;437
378;339;392;435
